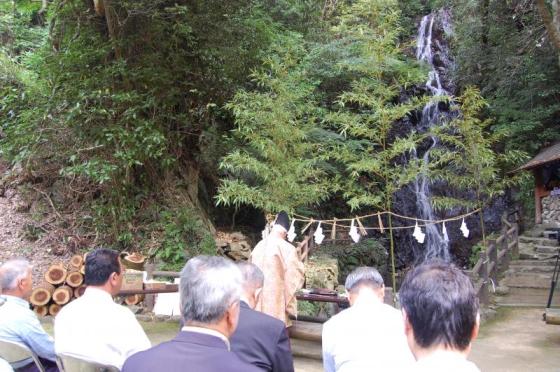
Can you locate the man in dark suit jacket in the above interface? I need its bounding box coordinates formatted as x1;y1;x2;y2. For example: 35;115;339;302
230;262;295;372
122;256;261;372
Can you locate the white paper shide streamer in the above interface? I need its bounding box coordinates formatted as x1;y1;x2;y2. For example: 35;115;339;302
413;220;425;244
287;220;296;242
314;222;325;244
261;222;271;240
349;219;361;243
442;222;449;242
460;218;470;238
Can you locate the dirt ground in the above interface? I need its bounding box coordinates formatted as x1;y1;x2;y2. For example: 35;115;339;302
40;307;560;371
470;307;560;372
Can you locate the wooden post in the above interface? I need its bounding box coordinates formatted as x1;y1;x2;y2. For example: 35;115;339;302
501;226;511;272
144;263;155;312
512;222;519;259
488;239;498;283
479;251;489;305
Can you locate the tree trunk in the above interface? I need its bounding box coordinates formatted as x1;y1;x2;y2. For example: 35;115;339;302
124;294;144;306
69;254;84;269
66;270;84;288
49;303;62;317
122;252;146;271
53;285;73;305
536;0;560;65
74;285;87;298
30;282;55;306
45;264;68;285
34;305;49;317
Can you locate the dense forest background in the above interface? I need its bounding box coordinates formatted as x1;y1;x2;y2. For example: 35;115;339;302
1;0;559;270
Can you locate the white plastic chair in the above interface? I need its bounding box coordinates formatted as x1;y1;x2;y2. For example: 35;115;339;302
55;353;120;372
0;339;45;372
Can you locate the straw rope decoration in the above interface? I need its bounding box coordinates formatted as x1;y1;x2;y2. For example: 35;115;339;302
288;208;480;246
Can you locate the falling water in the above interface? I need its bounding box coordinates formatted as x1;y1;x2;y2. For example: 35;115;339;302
413;12;453;262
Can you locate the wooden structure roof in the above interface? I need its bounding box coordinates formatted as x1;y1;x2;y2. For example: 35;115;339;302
515;142;560;172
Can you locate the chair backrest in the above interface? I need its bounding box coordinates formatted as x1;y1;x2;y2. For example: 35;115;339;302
56;353;120;372
0;339;45;372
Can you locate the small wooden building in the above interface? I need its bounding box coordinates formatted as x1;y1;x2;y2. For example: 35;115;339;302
515;143;560;224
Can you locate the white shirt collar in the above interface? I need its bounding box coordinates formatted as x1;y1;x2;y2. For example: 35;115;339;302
181;326;231;350
0;294;29;308
83;286;114;301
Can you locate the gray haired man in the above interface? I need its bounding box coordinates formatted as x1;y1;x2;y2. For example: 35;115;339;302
230;262;294;372
321;267;414;372
122;256;261;372
0;259;59;372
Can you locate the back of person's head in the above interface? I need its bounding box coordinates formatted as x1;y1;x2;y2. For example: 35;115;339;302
85;248;121;286
345;266;384;294
0;258;32;295
399;260;479;351
180;255;242;324
237;261;264;291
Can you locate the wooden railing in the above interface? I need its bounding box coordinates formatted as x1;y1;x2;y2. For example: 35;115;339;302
465;213;519;305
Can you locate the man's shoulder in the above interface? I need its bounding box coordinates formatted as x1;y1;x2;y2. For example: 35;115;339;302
123;337;261;372
239;304;285;333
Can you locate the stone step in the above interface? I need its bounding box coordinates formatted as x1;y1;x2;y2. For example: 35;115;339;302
519;236;559;247
536;245;560;254
502;273;553;289
291;338;322;360
506;266;556;275
519;252;556;261
496;286;560;307
510;259;557;267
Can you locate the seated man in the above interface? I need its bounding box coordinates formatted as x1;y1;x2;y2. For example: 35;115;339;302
322;267;414;372
399;261;480;372
0;259;58;372
55;248;150;369
122;256;261;372
230;262;294;372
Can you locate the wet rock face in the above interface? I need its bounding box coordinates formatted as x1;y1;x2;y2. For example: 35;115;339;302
542;195;560;226
390;8;514;267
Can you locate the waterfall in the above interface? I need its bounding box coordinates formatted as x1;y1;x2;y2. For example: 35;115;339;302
413;12;453;262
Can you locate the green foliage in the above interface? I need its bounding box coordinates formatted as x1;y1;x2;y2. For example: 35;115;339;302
157;209;216;270
317;238;388;283
451;0;560;154
325;0;426;212
430;87;528;211
217;33;332;214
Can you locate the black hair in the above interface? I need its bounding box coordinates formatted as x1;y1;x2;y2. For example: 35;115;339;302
84;248;121;286
399;260;479;351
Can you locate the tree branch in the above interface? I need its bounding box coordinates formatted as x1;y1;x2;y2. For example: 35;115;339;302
536;0;560;54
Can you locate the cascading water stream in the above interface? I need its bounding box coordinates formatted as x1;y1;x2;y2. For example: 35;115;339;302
413;12;453;262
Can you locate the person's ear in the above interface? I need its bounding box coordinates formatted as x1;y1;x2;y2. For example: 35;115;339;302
402;309;412;335
225;301;240;337
471;312;480;342
254;287;263;304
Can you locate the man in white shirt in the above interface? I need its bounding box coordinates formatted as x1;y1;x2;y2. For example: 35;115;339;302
399;261;481;372
55;248;150;369
321;267;415;372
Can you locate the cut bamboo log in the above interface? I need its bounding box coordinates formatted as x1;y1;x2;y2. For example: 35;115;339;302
45;264;67;285
53;285;73;305
48;303;62;317
79;264;85;275
124;294;144;306
30;282;55;306
122;252;146;271
66;271;84;288
34;305;48;317
74;285;87;298
69;254;84;268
